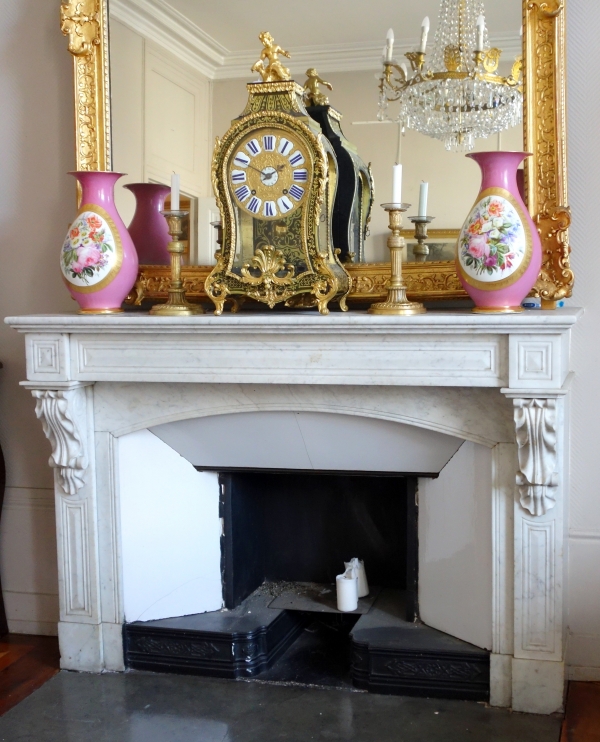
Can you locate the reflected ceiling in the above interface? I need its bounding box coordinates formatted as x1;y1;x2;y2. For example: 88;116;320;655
166;0;521;52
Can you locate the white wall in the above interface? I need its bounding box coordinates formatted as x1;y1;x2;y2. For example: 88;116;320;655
0;0;75;635
0;1;599;676
565;0;600;680
110;18;212;258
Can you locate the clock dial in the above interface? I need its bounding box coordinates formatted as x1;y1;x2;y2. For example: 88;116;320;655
229;131;311;219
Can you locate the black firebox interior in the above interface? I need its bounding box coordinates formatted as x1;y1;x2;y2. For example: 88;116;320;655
219;471;411;611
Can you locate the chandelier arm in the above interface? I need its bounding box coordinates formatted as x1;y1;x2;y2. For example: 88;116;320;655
379;62;409;99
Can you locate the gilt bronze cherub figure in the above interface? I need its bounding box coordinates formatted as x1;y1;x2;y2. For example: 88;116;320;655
251;32;291;82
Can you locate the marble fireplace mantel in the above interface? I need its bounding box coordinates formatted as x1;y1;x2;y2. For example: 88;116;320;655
6;309;582;714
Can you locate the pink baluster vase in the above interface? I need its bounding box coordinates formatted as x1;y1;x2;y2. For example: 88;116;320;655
456;152;542;313
61;171;139;314
124;183;171;265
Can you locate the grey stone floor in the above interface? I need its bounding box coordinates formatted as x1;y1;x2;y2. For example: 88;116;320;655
0;670;562;742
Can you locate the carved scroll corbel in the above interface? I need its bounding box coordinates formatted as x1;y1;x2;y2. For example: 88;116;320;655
513;398;559;516
32;389;89;495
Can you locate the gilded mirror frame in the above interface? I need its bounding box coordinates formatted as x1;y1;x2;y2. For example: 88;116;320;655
60;0;572;308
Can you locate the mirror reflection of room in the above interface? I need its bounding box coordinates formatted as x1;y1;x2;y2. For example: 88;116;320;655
110;0;523;266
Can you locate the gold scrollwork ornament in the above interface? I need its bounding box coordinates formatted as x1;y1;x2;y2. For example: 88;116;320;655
60;0;100;56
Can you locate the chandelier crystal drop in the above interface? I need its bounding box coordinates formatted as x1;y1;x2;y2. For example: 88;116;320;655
378;0;523;152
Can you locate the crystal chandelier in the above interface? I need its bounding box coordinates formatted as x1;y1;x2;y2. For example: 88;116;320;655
378;0;523;152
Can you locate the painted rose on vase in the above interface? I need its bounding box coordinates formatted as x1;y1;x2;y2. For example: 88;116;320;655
458;195;526;283
61;211;117;287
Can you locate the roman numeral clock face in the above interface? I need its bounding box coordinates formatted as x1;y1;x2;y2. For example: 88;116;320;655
228;131;310;220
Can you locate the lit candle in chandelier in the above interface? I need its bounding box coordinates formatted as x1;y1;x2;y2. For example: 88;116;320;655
385;28;394;62
418;182;429;217
392;164;403;204
419;17;430;54
476;15;485;52
171;172;180;211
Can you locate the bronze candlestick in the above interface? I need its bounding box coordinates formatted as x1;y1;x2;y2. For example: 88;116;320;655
408;215;434;263
369;203;426;316
149;210;203;316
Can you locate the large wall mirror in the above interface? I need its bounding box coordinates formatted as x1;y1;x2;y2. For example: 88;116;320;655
60;0;571;308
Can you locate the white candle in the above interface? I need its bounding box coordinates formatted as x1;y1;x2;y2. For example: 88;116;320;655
392;163;403;204
385;28;394;62
171;172;180;211
336;570;358;612
418;181;429;217
476;15;485;52
345;558;369;598
400;62;409;80
419;16;430;54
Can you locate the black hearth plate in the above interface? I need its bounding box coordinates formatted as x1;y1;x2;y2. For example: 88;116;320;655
268;582;381;615
351;589;490;701
124;592;308;679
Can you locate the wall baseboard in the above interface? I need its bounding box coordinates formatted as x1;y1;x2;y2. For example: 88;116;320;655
6;619;58;637
567;666;600;681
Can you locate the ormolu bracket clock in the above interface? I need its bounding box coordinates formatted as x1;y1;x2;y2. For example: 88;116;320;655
207;33;350;315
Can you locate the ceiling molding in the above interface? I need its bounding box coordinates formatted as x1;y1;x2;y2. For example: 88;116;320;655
109;0;522;82
109;0;225;78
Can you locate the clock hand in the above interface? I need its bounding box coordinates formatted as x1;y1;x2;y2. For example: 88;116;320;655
246;163;265;175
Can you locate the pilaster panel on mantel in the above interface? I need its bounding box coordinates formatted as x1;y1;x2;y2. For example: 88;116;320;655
25;382;104;672
505;393;565;663
502;390;567;712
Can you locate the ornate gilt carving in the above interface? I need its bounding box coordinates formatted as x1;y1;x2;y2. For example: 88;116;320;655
525;0;572;304
32;389;89;496
60;1;100;56
513;398;559;516
124;262;468;306
61;0;110;172
240;246;295;308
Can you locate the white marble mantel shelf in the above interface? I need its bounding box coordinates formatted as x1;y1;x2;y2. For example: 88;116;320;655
5;308;582;389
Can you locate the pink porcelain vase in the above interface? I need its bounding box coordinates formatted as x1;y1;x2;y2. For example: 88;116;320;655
61;172;139;313
124;183;171;265
456;152;542;313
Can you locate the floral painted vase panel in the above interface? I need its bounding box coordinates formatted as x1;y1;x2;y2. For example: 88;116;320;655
61;210;120;289
458;195;526;284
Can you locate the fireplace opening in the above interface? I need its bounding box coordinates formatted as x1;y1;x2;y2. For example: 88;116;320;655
124;468;489;700
219;471;411;611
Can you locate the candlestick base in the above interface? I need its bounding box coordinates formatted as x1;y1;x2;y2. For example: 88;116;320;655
149;210;203;316
369;299;427;316
369;204;426;316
